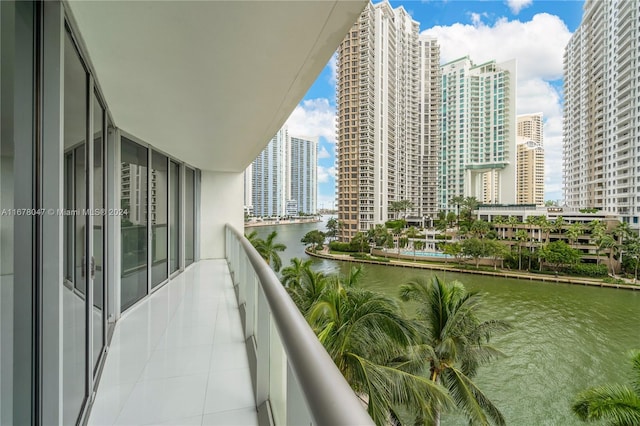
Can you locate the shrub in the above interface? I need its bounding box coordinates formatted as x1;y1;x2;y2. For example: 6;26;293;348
563;263;608;278
329;241;357;252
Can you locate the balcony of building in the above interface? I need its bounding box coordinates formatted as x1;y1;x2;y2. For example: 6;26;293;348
89;228;372;425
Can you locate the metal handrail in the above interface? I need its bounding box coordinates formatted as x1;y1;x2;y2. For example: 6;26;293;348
226;224;373;426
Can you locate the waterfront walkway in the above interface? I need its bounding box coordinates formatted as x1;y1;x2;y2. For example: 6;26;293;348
306;249;640;291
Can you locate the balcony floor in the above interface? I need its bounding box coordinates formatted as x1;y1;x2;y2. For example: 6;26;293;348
89;260;258;426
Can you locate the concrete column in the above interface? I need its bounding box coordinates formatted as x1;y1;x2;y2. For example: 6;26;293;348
200;170;244;259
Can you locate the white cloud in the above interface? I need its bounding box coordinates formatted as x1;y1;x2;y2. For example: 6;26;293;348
423;13;571;202
286;98;336;143
318;145;332;159
469;12;489;27
506;0;533;15
424;13;571;81
317;165;336;184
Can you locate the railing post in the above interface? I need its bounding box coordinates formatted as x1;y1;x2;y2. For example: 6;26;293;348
255;285;270;407
238;251;247;306
245;271;256;339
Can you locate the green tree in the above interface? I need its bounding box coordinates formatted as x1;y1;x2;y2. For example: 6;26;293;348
462;238;486;268
326;217;342;241
349;232;370;254
470;220;491;239
301;268;451;424
413;240;425;261
537;241;581;273
400;277;509;426
486;239;508;270
301;229;326;252
280;257;313;289
443;242;462;264
506;215;520;240
254;230;286;272
622;235;640;282
572;351;640;425
514;229;528;271
390;199;415;219
566;223;584;247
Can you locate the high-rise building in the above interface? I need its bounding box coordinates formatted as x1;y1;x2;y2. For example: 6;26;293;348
246;127;318;217
563;0;639;226
336;1;441;240
250;127;288;217
289;135;318;215
516;113;545;205
439;57;517;211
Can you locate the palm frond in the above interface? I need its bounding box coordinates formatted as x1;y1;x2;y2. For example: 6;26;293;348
572;384;640;425
443;367;506;426
347;352;452;426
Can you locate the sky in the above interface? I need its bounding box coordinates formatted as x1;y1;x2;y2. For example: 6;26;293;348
285;0;586;210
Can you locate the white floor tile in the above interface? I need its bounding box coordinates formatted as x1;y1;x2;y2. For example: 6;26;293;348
140;345;213;381
203;367;255;415
201;407;258;426
88;382;136;426
90;260;256;424
115;374;208;425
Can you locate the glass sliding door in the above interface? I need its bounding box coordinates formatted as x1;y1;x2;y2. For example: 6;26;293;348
151;151;168;287
185;167;195;266
62;29;88;426
169;161;180;274
120;138;148;310
92;94;106;373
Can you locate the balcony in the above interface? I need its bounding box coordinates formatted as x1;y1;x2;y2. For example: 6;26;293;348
89;227;372;425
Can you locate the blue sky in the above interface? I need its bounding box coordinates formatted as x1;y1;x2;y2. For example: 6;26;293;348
285;0;586;209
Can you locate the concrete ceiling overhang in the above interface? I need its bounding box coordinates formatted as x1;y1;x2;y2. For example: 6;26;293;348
66;0;366;172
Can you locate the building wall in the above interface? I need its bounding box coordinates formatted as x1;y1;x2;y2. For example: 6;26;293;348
336;1;440;240
246;128;318;217
200;170;243;259
516;113;544;205
250;127;288;217
564;0;639;226
289;136;317;214
440;57;517;211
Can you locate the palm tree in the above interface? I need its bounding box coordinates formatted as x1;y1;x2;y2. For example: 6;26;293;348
514;229;528;271
280;257;313;289
399;276;509;426
302;268;451;424
255;230;286;272
506;215;519;240
572;350;640;424
566;223;584;248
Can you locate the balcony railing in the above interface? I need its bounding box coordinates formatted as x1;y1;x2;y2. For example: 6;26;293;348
225;225;374;426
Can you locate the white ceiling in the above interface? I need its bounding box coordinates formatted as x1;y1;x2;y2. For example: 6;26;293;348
67;0;366;172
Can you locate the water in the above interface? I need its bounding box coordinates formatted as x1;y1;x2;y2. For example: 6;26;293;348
250;217;640;425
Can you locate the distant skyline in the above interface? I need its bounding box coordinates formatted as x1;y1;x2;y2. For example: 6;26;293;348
285;0;585;210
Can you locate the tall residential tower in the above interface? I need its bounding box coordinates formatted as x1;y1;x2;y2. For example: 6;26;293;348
246;127;318;217
516;113;545;205
439;57;517;211
563;0;639;226
336;1;441;240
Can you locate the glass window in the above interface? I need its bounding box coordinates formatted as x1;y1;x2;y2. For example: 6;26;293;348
169;161;180;273
121;138;148;310
151;151;168;287
185;167;195;266
63;28;88;425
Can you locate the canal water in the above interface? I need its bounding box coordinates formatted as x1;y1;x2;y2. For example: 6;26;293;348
250;218;640;425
